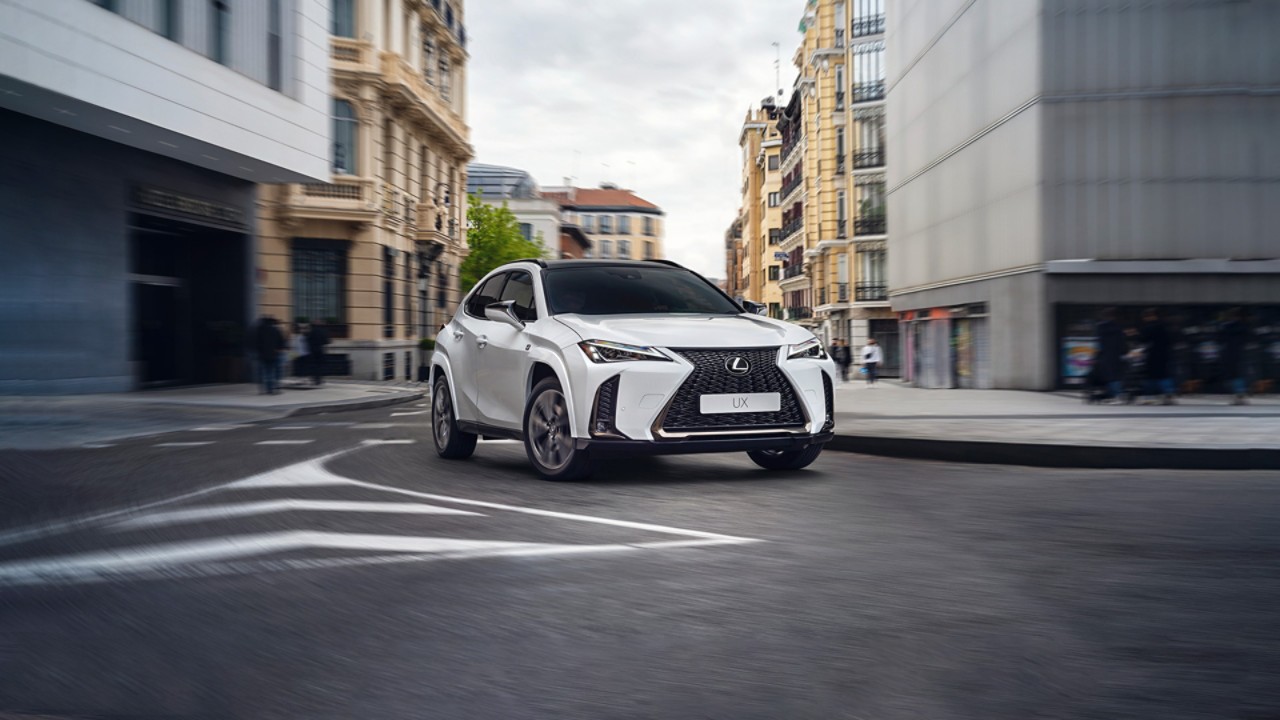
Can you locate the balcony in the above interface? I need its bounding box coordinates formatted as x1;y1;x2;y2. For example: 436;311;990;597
781;172;803;200
837;218;847;239
851;81;886;104
837;283;849;303
783;264;805;280
781;217;804;242
852;14;886;37
855;216;886;235
380;53;467;143
279;177;378;223
853;149;885;169
331;37;372;71
856;283;888;302
786;307;813;321
818;287;827;305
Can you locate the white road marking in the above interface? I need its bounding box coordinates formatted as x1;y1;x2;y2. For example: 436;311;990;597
256;440;315;446
362;439;415;445
391;410;429;417
81;443;116;449
352;423;395;429
191;426;249;432
155;442;215;448
270;426;312;431
112;500;481;530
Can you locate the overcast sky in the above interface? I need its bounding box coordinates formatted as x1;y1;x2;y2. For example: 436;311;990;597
466;0;802;278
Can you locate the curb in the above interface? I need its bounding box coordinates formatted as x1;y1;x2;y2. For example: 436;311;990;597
826;434;1280;471
286;391;426;417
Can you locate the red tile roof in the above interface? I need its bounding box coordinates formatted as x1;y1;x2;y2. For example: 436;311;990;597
541;187;661;211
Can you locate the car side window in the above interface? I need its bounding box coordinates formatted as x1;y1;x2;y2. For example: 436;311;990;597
498;271;538;322
465;274;508;319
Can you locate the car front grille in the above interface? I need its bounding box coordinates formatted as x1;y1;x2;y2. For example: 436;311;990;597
660;348;807;433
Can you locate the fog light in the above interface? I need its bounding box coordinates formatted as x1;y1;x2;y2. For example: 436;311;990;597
590;375;625;438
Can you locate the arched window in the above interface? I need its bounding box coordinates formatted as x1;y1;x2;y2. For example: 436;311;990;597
332;99;358;175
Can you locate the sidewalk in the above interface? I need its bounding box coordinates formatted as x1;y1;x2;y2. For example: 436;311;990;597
0;380;426;450
831;380;1280;469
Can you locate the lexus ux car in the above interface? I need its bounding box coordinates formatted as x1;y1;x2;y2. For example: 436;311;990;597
430;259;836;480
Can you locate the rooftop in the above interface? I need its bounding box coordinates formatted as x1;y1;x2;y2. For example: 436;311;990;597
541;184;663;214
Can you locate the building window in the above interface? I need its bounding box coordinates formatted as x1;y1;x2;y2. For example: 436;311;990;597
769;228;781;245
161;0;180;41
643;216;654;236
404;254;414;331
768;155;779;171
333;0;356;37
599;239;612;258
210;1;229;65
292;241;347;328
383;247;395;338
768;192;780;207
439;56;451;102
383;119;396;187
422;29;436;85
644;241;654;259
332;99;358;175
768;266;780;281
581;215;594;233
835;65;846;110
445;2;454;28
618;239;631;257
853;0;886;37
268;0;283;90
852;41;886;102
519;223;533;242
837;188;848;238
598;215;613;234
383;353;395;381
96;0;118;11
618;216;631;235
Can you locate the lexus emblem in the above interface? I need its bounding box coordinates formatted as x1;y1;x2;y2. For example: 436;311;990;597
725;356;751;376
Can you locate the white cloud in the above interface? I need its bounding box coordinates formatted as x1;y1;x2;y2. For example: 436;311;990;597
466;0;802;277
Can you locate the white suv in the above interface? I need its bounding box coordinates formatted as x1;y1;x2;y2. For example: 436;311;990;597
430;259;836;480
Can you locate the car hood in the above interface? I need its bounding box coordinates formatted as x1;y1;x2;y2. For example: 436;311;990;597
552;313;816;350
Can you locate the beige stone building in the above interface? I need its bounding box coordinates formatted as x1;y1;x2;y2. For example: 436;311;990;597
258;0;472;381
735;99;785;318
542;185;666;261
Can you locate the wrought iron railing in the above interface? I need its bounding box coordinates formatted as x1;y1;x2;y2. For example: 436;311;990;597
853;149;884;169
855;216;886;235
856;283;888;302
782;217;804;242
852;81;886;103
783;264;805;279
781;172;803;199
852;15;886;37
786;307;814;321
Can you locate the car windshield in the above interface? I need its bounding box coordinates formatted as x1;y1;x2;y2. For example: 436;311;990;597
543;266;742;316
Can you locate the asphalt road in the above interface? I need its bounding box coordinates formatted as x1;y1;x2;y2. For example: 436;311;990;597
0;404;1278;719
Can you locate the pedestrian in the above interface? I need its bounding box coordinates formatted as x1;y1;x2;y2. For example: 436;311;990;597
832;339;852;382
1139;308;1176;405
1219;308;1250;405
306;321;330;386
1091;308;1128;403
253;316;286;395
861;338;883;386
288;322;307;386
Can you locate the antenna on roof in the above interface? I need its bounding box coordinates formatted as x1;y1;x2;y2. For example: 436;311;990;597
772;41;782;99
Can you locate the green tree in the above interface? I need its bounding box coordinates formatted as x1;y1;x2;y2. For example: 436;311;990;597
459;194;546;292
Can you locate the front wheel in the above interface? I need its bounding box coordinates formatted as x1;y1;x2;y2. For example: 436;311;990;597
524;378;594;481
747;444;824;471
432;375;477;459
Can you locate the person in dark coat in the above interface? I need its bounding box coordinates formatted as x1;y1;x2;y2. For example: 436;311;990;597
254;316;286;395
1093;308;1128;401
1140;308;1176;404
305;323;331;386
831;339;852;382
1219;308;1250;405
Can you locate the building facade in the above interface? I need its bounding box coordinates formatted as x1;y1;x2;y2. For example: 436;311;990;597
467;163;561;253
888;0;1280;391
734;100;785;318
0;0;330;393
259;0;472;382
542;186;665;261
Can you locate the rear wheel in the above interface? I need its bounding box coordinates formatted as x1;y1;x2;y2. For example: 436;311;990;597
524;377;594;481
747;444;824;471
432;375;477;459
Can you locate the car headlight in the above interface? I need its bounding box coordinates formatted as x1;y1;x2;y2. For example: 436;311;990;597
578;340;672;363
787;337;828;360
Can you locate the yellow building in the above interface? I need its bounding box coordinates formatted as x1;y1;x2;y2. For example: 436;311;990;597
258;0;473;381
542;185;666;261
736;100;785;317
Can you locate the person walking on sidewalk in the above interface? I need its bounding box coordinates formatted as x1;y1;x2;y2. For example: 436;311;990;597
305;322;330;387
1220;308;1250;405
861;338;883;386
1092;308;1128;402
831;339;852;382
254;316;286;395
1140;308;1176;405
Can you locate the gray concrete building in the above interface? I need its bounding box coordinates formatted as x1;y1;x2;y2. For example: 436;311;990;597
0;0;330;393
887;0;1280;391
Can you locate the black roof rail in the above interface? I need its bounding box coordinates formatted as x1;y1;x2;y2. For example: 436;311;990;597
645;259;683;268
510;258;548;268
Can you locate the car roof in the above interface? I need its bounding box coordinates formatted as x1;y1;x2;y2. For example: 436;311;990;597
503;258;686;270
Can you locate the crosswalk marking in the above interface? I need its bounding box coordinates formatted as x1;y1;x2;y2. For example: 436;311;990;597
111;499;482;530
256;440;315;446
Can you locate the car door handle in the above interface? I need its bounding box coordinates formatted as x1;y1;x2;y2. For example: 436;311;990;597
452;329;464;340
475;335;488;349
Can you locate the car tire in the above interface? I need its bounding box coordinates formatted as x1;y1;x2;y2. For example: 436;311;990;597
524;377;594;481
432;375;477;459
747;445;824;471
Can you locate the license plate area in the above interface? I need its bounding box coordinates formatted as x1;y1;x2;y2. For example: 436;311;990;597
699;393;782;414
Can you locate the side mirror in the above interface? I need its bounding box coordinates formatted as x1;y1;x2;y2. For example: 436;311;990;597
741;300;768;316
485;300;525;330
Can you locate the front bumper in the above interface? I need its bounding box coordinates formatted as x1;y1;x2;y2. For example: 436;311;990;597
577;431;835;458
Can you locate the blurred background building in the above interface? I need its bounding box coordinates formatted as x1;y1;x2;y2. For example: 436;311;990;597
0;0;330;393
541;185;666;261
467;163;561;253
258;0;472;382
731;99;785;319
888;0;1280;390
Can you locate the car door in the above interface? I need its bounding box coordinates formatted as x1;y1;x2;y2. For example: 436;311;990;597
449;272;508;423
477;269;538;429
